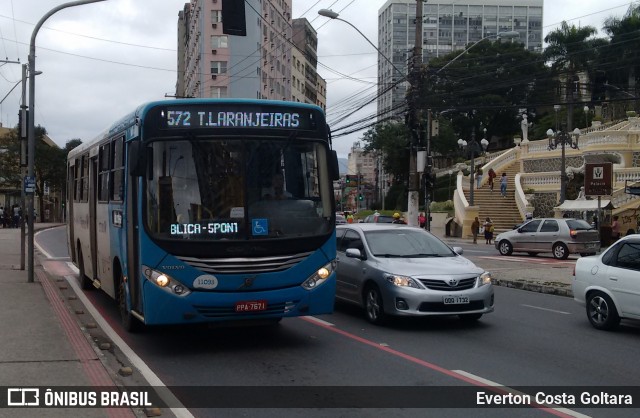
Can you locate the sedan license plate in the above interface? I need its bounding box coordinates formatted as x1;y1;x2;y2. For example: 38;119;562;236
443;296;469;305
235;300;267;312
585;243;596;249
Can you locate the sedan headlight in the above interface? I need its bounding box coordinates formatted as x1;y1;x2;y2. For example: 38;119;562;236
384;274;422;289
143;265;191;297
477;271;492;286
302;260;336;290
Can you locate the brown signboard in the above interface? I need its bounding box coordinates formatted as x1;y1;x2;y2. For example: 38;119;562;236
584;162;613;196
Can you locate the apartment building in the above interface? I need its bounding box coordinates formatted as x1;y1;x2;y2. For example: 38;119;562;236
177;0;292;100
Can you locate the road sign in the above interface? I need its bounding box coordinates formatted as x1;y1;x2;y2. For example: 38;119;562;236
584;162;612;196
24;176;36;194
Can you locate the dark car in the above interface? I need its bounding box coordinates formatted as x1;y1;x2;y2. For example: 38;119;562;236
336;224;494;324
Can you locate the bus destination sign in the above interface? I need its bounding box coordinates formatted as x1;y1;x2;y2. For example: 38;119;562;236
160;106;316;130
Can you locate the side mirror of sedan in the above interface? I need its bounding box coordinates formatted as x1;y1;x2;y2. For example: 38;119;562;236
452;246;463;255
345;248;365;259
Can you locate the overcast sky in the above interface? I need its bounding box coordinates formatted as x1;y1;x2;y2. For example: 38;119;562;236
0;0;633;158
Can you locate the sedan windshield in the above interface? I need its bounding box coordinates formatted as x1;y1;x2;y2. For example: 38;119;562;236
364;229;455;257
144;137;333;241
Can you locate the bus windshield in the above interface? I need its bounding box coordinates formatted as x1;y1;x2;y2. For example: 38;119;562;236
145;136;333;241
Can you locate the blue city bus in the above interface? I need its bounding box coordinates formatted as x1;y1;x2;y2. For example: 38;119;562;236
66;99;339;331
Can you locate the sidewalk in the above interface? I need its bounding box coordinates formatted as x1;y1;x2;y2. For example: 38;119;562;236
0;223;135;418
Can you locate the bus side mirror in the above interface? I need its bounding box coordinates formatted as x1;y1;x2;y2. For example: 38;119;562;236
330;150;339;181
128;141;146;177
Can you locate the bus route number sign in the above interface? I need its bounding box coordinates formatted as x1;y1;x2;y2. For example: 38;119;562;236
160;105;316;130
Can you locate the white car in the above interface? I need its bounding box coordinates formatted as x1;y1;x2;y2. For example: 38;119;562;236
572;234;640;330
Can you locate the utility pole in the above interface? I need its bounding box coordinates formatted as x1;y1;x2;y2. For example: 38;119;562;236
20;64;27;271
407;0;423;227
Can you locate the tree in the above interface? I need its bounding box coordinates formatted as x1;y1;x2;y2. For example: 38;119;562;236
600;5;640;115
543;21;600;130
0;126;79;222
419;39;554;148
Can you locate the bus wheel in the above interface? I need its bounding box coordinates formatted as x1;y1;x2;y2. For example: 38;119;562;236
77;245;93;290
117;274;142;332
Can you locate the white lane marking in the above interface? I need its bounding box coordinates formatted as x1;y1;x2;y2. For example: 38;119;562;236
34;229;54;259
522;304;572;315
453;370;591;418
64;267;194;418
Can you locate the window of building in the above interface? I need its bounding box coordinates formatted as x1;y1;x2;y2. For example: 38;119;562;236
210;86;228;98
211;10;222;23
210;61;228;74
211;35;228;48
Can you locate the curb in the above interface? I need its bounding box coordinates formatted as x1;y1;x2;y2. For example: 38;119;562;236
492;278;573;298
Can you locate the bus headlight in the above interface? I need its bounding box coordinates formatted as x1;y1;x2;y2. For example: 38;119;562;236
302;261;335;290
477;272;493;286
143;265;191;297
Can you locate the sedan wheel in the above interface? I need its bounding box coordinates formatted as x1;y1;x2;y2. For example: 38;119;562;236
364;284;386;325
587;292;620;330
498;240;513;256
552;243;569;260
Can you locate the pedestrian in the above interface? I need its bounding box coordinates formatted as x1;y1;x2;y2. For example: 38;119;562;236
475;166;483;189
346;213;354;223
500;172;508;198
392;212;406;224
484;217;494;245
471;216;480;244
418;212;426;228
0;206;4;228
611;215;620;240
12;205;20;228
487;168;496;192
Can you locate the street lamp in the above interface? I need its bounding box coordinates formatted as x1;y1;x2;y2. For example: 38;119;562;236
583;105;590;129
26;0;106;283
448;169;454;200
546;123;580;204
317;9;405;81
457;130;488;206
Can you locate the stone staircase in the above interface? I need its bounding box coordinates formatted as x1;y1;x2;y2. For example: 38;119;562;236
465;162;523;233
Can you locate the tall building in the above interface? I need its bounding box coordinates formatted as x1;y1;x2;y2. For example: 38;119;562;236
177;0;293;100
291;18;327;110
377;0;543;120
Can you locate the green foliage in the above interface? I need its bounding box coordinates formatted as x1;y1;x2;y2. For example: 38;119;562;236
361;122;410;184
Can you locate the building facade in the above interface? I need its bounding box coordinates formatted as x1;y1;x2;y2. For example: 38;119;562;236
177;0;293;100
291;18;327;110
377;0;543;120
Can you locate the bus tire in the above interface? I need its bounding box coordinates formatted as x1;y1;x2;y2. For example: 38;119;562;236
117;272;143;333
77;245;93;291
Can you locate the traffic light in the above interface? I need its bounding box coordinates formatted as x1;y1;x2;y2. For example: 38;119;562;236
358;194;363;201
422;173;435;191
345;175;351;184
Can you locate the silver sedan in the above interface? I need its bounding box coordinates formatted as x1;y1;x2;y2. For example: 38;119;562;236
335;224;494;324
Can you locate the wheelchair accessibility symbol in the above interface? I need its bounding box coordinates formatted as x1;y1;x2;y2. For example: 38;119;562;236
252;219;268;236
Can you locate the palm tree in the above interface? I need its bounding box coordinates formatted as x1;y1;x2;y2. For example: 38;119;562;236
543;21;600;130
602;4;640;114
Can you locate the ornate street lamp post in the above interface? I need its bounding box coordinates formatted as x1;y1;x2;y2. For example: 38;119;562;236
457;130;489;206
546;123;581;204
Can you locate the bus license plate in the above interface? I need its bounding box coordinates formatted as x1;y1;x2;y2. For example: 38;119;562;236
443;296;469;305
235;300;268;312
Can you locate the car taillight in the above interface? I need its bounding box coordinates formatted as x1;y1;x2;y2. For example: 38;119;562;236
570;229;577;239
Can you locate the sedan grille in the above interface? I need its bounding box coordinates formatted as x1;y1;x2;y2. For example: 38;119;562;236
176;252;312;274
419;277;477;291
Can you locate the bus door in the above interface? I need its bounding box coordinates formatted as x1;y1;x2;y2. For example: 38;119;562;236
126;141;142;316
89;152;98;280
67;161;76;262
